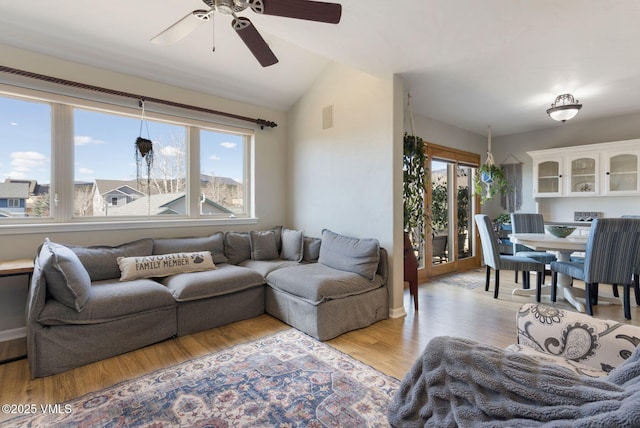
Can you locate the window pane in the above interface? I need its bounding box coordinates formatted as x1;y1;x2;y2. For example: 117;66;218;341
200;129;245;216
0;96;51;219
74;108;186;217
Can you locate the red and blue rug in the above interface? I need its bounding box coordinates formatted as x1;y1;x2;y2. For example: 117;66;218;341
6;329;398;427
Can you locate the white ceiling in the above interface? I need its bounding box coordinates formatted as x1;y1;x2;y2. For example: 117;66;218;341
1;0;640;137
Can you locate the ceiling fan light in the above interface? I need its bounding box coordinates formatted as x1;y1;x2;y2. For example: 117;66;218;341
546;93;582;123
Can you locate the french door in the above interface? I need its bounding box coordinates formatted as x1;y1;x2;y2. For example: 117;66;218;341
420;144;481;281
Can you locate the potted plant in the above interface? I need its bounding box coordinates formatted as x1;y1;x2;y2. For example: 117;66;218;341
474;163;509;204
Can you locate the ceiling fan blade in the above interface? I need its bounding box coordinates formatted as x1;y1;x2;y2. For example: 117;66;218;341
253;0;342;24
232;17;279;67
151;9;212;45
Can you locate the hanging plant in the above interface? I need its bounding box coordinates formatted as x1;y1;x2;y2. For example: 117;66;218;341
135;100;154;192
474;163;508;204
474;125;509;204
403;132;426;235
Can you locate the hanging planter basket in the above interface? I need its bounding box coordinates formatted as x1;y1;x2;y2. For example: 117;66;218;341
135;137;153;158
474;125;509;204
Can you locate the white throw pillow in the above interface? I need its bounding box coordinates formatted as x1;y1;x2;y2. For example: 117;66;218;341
117;251;216;281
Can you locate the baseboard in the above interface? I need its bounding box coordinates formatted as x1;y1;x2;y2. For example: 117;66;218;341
0;327;27;342
389;306;407;318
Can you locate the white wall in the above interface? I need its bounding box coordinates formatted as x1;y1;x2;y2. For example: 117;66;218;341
0;45;288;334
490;113;640;221
286;63;405;316
409;113;487;154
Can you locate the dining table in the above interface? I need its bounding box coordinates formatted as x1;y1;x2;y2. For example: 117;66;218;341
508;232;621;312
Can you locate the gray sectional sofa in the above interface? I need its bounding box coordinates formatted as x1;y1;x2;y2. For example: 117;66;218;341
26;227;389;377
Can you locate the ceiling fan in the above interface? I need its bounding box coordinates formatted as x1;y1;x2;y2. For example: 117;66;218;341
151;0;342;67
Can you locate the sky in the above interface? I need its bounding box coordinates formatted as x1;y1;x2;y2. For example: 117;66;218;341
0;96;244;185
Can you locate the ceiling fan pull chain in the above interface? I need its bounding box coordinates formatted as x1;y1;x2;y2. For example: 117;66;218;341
212;13;216;52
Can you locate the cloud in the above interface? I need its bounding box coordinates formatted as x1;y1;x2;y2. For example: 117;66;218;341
10;151;48;171
209;155;221;161
74;135;105;146
160;146;182;157
220;142;236;149
78;167;94;174
10;122;18;126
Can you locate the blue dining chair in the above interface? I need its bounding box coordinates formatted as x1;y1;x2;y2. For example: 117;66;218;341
475;214;545;300
550;218;640;319
511;213;557;286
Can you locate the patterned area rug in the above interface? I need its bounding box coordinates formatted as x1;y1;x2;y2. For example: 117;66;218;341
6;330;399;427
436;270;486;289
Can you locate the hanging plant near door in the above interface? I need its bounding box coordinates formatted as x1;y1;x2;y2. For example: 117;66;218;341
474;125;509;203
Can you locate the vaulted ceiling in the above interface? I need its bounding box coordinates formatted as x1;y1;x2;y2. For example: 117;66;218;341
2;0;640;137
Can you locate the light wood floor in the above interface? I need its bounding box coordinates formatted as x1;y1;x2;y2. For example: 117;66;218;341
1;270;639;422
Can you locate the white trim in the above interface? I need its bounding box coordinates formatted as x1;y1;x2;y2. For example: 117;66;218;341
389;306;407;318
0;327;26;342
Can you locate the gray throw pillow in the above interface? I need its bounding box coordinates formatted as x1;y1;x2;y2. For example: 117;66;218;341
303;236;322;262
318;229;380;280
250;230;279;261
224;231;251;264
41;238;92;312
153;232;228;264
280;228;304;262
67;238;154;281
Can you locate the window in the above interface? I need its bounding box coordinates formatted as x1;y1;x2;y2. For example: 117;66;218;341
74;108;187;217
0;88;253;228
0;95;51;219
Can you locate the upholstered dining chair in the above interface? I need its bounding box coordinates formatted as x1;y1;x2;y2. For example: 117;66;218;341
475;214;545;300
550;218;640;320
510;213;557;286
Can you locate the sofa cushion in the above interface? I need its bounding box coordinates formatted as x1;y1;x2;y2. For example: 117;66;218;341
303;236;322;262
153;233;228;264
318;229;380;280
37;278;175;325
160;263;265;302
224;232;251;264
266;263;384;305
250;230;279;261
280;228;304;262
239;259;301;277
118;251;216;281
67;238;154;281
41;238;92;312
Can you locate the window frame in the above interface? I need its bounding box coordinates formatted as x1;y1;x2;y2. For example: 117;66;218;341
0;84;257;236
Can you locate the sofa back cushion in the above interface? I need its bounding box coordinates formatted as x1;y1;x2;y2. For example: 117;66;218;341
225;232;251;264
153;233;228;264
318;229;380;280
67;238;154;281
250;230;279;261
41;238;92;312
280;228;304;262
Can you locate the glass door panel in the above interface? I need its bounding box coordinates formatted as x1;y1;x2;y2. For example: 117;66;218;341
431;160;450;266
456;165;473;260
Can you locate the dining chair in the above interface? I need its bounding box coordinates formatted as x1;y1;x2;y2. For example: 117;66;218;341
475;214;545;299
510;213;557;286
612;215;640;304
550;218;640;319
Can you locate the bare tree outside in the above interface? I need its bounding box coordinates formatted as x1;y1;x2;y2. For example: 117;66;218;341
149;132;186;195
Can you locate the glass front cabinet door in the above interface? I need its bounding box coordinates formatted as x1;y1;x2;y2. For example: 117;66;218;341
566;153;599;196
533;158;563;197
603;151;640;195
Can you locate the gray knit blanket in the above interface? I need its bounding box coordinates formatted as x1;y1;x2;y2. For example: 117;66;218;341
388;336;640;427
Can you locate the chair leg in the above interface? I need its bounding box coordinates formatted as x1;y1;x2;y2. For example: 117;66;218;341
592;283;599;306
634;274;640;306
494;269;500;299
612;284;619;298
485;265;491;292
523;272;530;290
515;271;518;284
585;283;594;316
536;271;542;302
551;271;558;302
624;284;632;320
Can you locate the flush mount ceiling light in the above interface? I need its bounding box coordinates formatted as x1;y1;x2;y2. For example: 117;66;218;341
546;93;582;123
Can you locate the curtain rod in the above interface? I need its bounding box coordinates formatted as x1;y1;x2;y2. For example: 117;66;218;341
0;65;277;129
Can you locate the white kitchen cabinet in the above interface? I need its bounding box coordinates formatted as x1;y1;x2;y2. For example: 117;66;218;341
528;139;640;198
